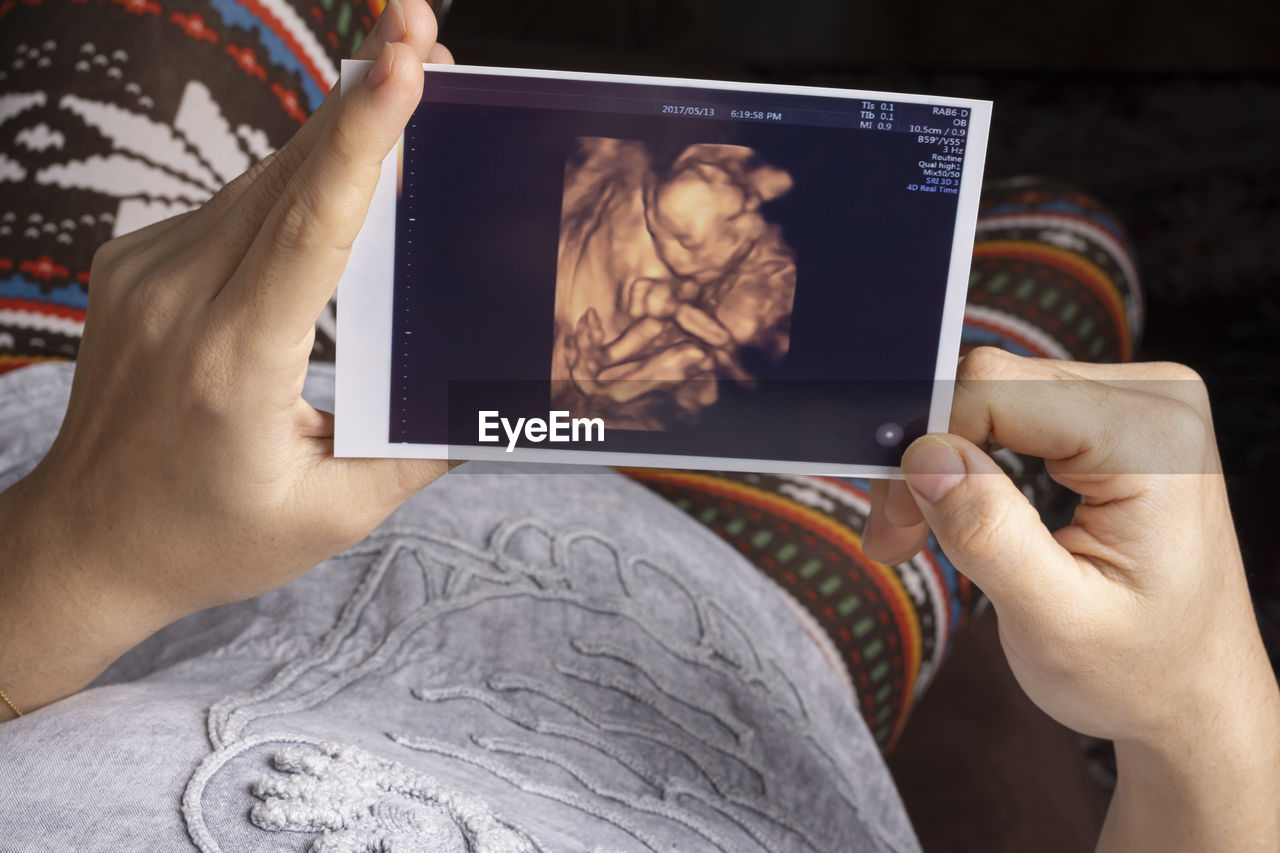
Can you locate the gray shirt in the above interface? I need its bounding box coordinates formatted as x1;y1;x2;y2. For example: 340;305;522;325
0;363;919;853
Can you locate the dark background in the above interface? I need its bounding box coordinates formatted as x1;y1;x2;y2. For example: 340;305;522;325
394;83;967;463
436;2;1278;848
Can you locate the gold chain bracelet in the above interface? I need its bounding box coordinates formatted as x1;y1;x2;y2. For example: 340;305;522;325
0;687;22;718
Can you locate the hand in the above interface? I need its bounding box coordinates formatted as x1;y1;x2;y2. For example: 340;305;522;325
863;347;1280;851
0;0;453;714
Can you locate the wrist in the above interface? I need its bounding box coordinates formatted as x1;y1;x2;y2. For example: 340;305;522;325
1128;612;1280;752
1105;642;1280;851
0;468;168;714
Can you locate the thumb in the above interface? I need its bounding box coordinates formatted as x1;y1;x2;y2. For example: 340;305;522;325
365;456;459;510
901;435;1077;610
319;455;455;544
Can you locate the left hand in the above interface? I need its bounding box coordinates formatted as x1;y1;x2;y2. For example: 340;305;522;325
0;0;453;714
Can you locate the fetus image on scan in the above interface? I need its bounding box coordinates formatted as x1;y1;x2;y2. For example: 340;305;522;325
551;138;798;430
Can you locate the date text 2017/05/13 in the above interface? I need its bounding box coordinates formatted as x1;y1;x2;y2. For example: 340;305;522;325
658;105;785;121
660;104;717;117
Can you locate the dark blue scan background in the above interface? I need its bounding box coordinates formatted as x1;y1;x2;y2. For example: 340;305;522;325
388;72;968;466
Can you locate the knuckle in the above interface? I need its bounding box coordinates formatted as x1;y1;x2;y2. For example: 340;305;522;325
88;238;155;314
1155;397;1209;458
327;113;387;196
1150;360;1211;415
274;183;328;254
88;236;126;285
271;142;307;186
204;177;244;217
115;247;159;289
244;148;281;183
944;493;1013;563
1149;360;1203;384
204;151;298;244
1088;376;1121;413
204;152;274;215
328;106;368;166
254;146;304;208
285;171;365;256
958;346;1016;383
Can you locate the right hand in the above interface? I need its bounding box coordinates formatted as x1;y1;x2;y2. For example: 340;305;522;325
862;348;1280;850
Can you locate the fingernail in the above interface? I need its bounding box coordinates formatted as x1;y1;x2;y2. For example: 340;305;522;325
364;42;395;90
373;0;407;44
903;438;966;503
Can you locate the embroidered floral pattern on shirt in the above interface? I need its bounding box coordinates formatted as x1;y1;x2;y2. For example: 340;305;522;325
183;518;907;853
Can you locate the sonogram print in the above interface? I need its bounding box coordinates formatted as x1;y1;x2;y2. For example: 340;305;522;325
552;139;797;430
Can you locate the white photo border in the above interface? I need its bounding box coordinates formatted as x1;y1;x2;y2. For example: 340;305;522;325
336;61;992;478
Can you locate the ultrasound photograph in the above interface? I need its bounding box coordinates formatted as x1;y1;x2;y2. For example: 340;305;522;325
370;69;985;470
553;139;798;430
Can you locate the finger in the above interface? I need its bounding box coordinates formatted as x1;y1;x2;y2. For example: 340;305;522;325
957;349;1211;429
102;208;199;255
99;146;277;256
219;41;424;343
179;0;438;285
1031;358;1212;420
250;0;436;183
427;41;454;64
862;478;931;565
884;477;925;526
104;0;438;280
235;0;436;189
1039;359;1220;479
900;434;1081;609
951;347;1206;502
238;0;436;186
91;149;290;313
85;207;202;300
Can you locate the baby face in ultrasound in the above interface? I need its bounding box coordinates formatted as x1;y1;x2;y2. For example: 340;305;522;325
552;138;797;430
